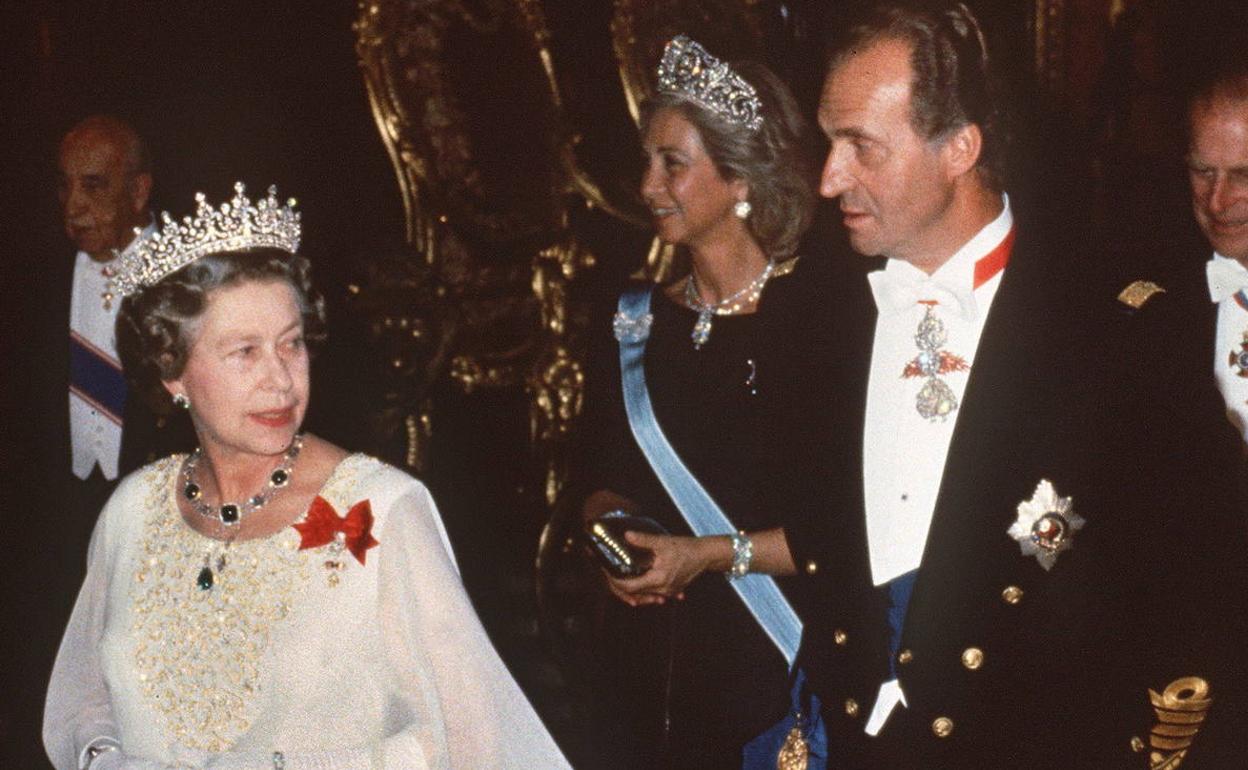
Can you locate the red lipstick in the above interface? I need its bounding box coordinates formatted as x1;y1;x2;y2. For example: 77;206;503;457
251;409;295;428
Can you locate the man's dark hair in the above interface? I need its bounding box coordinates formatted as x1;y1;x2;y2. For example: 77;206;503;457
827;1;1006;189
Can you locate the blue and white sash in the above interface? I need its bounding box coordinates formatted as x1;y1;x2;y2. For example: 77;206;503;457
614;286;802;668
69;331;126;426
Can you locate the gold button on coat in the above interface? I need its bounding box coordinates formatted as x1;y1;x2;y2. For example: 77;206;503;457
932;717;954;737
961;647;984;670
805;560;818;575
1001;585;1023;605
897;649;913;665
834;629;848;646
845;698;859;717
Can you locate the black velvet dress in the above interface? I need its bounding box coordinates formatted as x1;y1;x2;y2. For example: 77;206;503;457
577;259;816;769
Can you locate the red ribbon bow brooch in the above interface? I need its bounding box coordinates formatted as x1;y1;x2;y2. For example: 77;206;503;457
293;496;380;565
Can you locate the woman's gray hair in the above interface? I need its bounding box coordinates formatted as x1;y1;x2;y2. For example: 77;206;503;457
116;248;325;412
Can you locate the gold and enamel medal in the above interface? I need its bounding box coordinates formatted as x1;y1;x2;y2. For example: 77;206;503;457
902;300;969;421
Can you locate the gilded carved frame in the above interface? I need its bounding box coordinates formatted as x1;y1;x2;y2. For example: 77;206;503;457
354;0;597;502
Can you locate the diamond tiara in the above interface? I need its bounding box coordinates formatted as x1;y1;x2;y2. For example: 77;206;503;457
656;35;762;131
113;181;301;298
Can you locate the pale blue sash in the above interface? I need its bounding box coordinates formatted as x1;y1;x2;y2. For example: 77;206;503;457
614;286;802;668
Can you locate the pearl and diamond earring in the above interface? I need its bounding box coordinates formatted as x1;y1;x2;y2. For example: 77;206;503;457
733;200;752;219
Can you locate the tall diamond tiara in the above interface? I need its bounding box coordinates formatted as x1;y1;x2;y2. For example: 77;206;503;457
656;35;762;131
113;181;301;298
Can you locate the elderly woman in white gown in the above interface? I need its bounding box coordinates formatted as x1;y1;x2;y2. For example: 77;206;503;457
43;183;570;770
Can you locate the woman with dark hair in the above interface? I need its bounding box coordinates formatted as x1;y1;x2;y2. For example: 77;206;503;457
578;36;818;767
43;184;569;769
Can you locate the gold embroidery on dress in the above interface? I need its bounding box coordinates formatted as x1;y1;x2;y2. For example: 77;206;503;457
1145;677;1211;770
131;457;311;752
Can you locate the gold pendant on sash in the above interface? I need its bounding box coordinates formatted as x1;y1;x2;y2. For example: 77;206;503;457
777;725;808;770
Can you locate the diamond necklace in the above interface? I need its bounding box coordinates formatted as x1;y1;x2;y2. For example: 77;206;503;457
685;259;776;349
182;433;304;527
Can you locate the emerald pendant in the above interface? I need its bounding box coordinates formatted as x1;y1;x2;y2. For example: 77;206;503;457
197;566;214;591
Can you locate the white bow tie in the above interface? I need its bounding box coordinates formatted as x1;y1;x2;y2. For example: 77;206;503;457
1207;256;1248;304
868;268;978;323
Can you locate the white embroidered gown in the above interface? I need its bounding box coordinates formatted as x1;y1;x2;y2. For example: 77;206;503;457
44;454;570;769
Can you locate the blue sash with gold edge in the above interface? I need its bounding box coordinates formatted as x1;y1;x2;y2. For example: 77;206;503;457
614;286;802;667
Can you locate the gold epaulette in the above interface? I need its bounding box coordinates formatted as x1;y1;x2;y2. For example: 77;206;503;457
1132;676;1211;769
1118;280;1167;309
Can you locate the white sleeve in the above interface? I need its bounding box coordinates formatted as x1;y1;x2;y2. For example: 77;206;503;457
380;483;568;769
202;481;569;770
43;497;120;770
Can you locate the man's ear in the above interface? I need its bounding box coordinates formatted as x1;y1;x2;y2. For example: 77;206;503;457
941;123;983;180
130;172;153;214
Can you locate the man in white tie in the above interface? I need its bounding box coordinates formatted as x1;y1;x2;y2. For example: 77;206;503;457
770;2;1246;767
1190;59;1248;440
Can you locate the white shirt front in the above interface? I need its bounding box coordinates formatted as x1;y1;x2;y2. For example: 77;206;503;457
861;196;1014;735
68;223;153;480
1208;252;1248;442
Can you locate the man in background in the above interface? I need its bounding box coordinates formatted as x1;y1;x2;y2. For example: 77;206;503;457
1188;55;1248;442
7;115;191;767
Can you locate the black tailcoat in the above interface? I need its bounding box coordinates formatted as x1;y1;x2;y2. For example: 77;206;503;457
772;218;1247;769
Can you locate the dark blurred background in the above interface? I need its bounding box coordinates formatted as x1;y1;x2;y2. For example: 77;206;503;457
2;1;1245;767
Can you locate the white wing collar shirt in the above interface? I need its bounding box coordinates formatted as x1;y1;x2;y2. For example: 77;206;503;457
861;194;1014;735
68;221;155;481
1207;252;1248;442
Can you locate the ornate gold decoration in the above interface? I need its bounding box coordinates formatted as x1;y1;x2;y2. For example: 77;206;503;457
353;0;605;499
131;458;313;752
1032;0;1067;102
1118;280;1167;310
961;647;984;670
530;344;585;505
1147;677;1212;770
353;1;779;503
777;725;809;770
